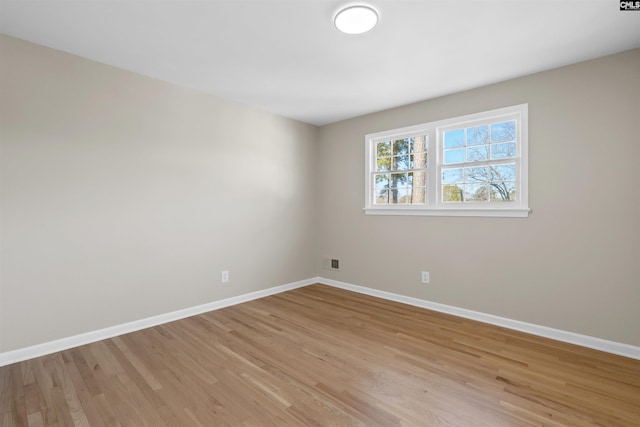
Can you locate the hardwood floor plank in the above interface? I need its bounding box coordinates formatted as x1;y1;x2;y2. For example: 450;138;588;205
60;353;105;427
25;412;43;427
2;284;639;426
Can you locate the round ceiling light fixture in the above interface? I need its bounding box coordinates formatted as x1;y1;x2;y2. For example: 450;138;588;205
334;5;379;34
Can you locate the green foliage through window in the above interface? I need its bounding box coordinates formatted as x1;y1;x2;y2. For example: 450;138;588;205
374;136;428;205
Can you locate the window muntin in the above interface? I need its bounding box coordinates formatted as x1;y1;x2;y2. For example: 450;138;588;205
364;104;529;217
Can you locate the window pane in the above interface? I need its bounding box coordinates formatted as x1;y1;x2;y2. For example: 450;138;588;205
465;166;489;183
466;145;489;162
491;142;516;159
442;185;464;202
388;188;398;203
393;155;410;171
376;157;391;171
444;148;464;164
413;171;426;185
467;125;488;145
444;129;464;148
442;168;463;184
410;153;428;169
411;135;427;153
388;188;403;204
375;173;389;190
410;187;427;204
390;173;407;186
464;183;488;202
490;164;515;181
490;182;516;202
375;189;389;204
376;141;391;157
491;121;516;142
396;188;411;204
393;139;410;155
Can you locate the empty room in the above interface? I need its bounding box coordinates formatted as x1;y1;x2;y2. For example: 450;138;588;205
1;1;639;426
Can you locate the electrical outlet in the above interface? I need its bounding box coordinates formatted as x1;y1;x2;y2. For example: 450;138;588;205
421;271;430;284
221;270;229;284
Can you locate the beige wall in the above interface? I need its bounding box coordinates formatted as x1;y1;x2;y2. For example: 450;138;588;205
0;35;318;352
1;34;638;353
317;49;640;347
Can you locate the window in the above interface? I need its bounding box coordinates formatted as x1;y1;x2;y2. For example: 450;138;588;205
373;135;428;205
364;104;529;217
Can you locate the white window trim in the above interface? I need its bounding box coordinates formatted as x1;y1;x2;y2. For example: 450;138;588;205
364;104;530;218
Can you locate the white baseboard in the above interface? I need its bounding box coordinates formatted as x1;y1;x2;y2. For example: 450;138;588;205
318;277;640;360
0;278;315;367
3;276;638;366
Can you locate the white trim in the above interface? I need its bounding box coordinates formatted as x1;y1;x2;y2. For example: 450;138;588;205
364;207;531;217
3;276;638;366
0;278;315;367
318;277;640;360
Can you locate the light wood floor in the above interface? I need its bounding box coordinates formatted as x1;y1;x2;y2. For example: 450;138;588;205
1;284;639;426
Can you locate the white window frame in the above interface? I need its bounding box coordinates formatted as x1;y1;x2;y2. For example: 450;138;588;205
364;104;530;217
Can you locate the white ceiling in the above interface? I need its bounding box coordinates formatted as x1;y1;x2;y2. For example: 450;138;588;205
1;0;639;126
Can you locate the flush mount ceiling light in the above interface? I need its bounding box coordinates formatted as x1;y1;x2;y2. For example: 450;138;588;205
334;5;379;34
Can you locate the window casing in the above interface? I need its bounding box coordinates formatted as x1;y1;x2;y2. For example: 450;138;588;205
364;104;529;217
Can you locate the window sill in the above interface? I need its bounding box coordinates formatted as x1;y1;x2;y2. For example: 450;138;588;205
363;207;531;218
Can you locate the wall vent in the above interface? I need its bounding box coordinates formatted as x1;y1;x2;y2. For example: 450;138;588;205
322;257;340;270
